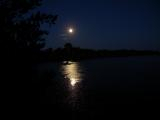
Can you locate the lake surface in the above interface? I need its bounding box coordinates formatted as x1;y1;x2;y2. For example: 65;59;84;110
35;56;160;116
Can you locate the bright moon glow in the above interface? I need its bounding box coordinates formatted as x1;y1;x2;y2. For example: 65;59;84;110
68;28;73;33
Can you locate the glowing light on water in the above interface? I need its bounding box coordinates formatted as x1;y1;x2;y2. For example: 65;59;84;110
62;62;82;87
70;78;77;86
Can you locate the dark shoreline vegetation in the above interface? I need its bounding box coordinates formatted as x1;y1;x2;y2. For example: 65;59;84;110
41;43;160;62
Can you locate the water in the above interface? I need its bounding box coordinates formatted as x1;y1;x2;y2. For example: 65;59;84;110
35;56;160;112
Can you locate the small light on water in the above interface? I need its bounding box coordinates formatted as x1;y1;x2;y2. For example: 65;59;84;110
70;78;77;86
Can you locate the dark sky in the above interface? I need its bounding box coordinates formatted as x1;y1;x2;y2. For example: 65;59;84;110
39;0;160;50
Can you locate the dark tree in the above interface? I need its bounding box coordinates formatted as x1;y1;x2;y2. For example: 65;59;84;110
64;43;73;49
0;0;58;61
0;1;58;104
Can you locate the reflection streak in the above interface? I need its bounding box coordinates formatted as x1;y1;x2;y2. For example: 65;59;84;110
62;62;82;88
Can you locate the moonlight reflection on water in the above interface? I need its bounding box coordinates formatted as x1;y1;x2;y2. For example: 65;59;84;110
61;61;84;109
62;61;83;88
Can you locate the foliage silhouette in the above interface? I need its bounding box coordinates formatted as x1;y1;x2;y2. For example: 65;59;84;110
0;0;62;104
0;0;58;62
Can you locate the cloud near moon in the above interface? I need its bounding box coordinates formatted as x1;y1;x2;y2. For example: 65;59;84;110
60;33;68;40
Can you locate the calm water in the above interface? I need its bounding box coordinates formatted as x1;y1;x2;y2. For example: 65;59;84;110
36;56;160;109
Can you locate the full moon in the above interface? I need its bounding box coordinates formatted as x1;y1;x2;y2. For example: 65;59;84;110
68;28;74;33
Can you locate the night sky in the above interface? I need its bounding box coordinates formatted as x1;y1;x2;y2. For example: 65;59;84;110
38;0;160;50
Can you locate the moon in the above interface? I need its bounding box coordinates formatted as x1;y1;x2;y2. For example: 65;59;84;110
68;28;74;34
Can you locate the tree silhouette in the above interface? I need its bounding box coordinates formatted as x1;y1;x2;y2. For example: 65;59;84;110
0;0;58;60
0;0;59;104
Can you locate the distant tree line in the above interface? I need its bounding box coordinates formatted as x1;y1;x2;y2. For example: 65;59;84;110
42;43;160;62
